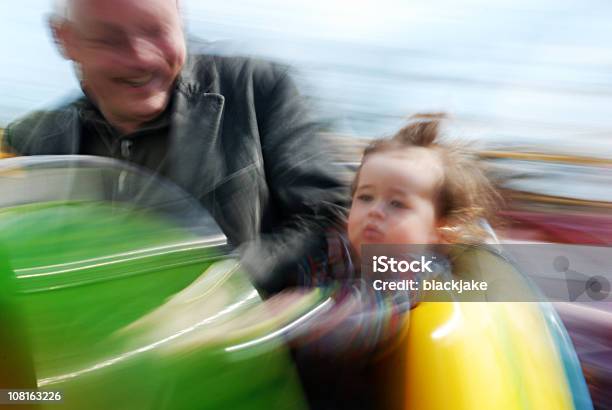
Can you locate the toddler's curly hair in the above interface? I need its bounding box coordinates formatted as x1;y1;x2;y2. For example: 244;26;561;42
352;113;501;243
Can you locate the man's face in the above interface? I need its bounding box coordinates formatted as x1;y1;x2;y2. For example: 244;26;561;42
59;0;186;130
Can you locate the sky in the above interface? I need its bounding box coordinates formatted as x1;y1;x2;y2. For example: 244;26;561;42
1;0;611;157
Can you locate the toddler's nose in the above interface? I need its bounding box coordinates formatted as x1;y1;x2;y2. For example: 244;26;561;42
367;201;385;219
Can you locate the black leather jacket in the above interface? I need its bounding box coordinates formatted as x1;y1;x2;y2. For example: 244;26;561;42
2;54;350;293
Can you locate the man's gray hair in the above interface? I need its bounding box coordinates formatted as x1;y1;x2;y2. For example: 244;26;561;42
51;0;182;22
52;0;71;21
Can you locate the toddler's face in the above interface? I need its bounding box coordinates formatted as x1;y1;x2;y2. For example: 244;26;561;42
348;148;443;257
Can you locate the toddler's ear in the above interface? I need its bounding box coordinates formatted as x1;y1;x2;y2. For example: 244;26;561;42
435;221;458;244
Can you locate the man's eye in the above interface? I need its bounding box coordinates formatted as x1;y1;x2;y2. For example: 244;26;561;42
89;37;121;47
390;200;407;209
356;194;373;202
144;26;163;39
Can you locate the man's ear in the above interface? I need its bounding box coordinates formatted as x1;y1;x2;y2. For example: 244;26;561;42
48;16;76;60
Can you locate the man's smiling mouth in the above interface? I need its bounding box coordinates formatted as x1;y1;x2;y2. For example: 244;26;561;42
118;74;154;87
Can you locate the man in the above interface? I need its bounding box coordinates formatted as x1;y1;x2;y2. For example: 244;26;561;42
1;0;348;293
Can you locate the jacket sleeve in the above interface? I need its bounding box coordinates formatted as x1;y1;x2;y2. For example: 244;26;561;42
240;65;351;295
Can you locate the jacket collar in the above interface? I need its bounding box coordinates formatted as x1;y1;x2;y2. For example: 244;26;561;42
49;56;225;199
39;56;225;200
33;93;85;155
164;55;226;200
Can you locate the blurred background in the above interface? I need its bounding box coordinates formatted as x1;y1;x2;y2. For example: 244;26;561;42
1;0;611;144
2;0;612;204
1;0;612;407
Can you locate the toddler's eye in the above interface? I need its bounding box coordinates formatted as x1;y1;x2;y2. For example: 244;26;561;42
390;200;407;209
356;194;373;202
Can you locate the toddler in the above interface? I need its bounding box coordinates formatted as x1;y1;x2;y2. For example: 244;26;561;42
294;114;502;409
348;113;499;256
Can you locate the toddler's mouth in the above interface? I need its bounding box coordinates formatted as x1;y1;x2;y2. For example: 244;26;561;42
363;224;384;241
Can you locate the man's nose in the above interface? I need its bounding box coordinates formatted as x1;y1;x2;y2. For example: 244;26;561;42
123;36;158;69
